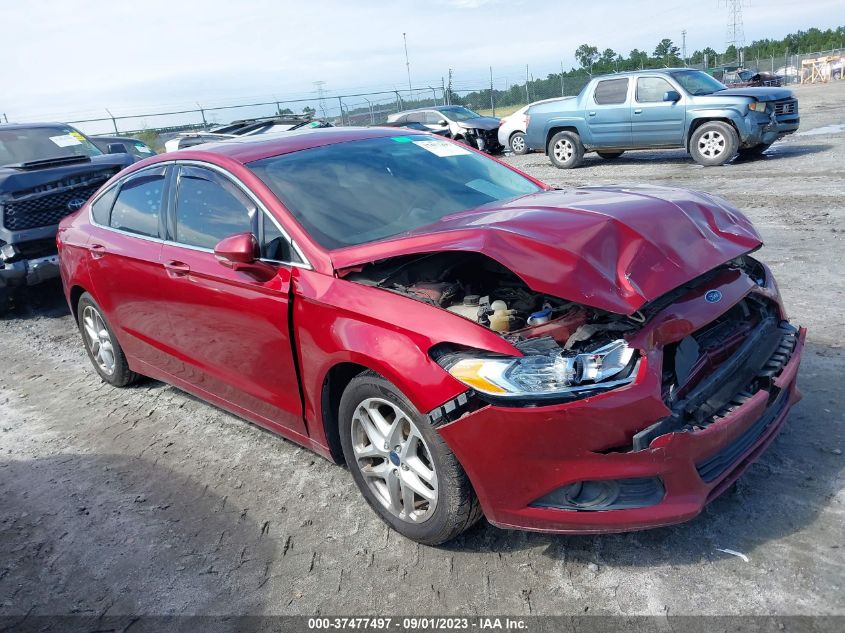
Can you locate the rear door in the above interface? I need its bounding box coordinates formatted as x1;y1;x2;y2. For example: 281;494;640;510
157;163;306;436
585;77;632;148
86;165;175;371
631;76;686;147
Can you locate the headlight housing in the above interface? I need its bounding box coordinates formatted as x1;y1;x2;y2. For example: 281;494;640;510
749;101;767;113
437;339;639;401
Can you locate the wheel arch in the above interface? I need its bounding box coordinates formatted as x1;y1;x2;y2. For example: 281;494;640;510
69;284;88;323
320;361;369;462
545;125;581;154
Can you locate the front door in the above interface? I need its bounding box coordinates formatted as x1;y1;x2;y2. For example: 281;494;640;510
631;76;686;147
158;163;305;436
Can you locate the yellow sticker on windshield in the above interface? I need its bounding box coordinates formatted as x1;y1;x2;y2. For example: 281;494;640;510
70;131;86;142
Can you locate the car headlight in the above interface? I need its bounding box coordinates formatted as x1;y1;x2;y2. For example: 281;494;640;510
749;101;767;112
437;339;639;400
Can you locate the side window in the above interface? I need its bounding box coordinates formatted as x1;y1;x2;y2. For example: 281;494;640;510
405;112;424;124
261;213;301;263
109;169;166;237
91;185;118;226
424;111;444;124
593;78;629;105
636;77;675;103
174;166;255;250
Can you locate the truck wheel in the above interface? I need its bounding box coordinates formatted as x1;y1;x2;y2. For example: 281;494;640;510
77;292;139;387
690;121;738;166
509;132;529;155
737;143;772;158
597;151;624;159
339;371;483;545
548;131;584;169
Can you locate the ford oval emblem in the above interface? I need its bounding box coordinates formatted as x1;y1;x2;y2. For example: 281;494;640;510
705;290;723;303
67;197;87;211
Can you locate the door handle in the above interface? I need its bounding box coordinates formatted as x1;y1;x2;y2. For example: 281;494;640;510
89;244;106;260
164;260;191;277
633;108;643;114
588;111;597;117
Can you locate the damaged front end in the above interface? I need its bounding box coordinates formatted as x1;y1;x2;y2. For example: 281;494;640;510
346;249;805;533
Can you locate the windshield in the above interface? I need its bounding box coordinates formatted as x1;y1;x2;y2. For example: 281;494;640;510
0;126;102;167
669;70;727;95
248;136;542;249
440;107;482;121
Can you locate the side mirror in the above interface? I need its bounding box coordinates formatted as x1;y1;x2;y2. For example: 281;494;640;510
214;232;275;280
438;119;448;126
107;142;129;154
663;90;681;102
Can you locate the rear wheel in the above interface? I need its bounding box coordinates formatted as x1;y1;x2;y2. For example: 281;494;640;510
597;151;624;159
339;371;482;545
77;293;139;387
547;131;584;169
689;121;739;166
509;132;528;155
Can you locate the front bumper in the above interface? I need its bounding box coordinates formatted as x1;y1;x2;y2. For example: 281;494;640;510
741;111;800;147
0;253;61;289
437;270;805;534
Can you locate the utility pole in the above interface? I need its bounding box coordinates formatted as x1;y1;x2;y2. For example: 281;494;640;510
560;61;565;96
682;29;687;66
313;81;327;117
196;102;207;128
489;66;495;115
447;69;453;105
403;33;412;94
722;0;746;63
525;64;530;103
105;108;119;134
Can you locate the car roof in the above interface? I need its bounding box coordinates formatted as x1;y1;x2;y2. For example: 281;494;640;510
164;126;421;164
589;68;692;79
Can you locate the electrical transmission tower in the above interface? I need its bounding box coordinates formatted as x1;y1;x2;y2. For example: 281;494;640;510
722;0;746;59
313;81;327;117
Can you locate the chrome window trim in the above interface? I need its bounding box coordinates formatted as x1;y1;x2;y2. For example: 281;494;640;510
88;159;312;270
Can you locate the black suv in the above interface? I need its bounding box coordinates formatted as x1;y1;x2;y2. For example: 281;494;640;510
0;123;133;310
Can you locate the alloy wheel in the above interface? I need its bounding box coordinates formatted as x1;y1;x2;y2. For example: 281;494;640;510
350;397;438;523
82;305;116;375
698;130;726;158
511;135;525;153
554;138;574;162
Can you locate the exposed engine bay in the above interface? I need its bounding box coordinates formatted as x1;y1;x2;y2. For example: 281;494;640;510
344;251;771;403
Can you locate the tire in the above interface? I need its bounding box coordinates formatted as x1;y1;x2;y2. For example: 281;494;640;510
597;151;624;159
77;292;139;387
0;287;9;317
547;131;584;169
737;143;772;158
689;121;739;166
509;132;528;155
339;371;482;545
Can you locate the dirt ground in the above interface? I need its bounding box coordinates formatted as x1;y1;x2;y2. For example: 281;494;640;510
1;81;843;619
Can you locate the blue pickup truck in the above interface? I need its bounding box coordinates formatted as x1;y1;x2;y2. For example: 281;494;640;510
524;68;799;168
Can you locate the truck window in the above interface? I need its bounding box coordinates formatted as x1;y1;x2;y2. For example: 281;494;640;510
636;77;674;102
593;79;629;105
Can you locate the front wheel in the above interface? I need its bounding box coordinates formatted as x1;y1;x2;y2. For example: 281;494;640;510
689;121;739;166
547;131;584;169
509;132;528;155
339;371;482;545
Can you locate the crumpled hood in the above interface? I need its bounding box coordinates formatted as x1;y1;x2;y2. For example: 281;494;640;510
709;87;793;101
457;117;501;131
332;185;762;315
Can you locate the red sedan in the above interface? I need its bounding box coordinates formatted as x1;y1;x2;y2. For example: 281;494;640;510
57;127;804;544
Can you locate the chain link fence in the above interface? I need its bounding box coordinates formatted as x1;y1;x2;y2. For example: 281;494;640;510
41;46;843;144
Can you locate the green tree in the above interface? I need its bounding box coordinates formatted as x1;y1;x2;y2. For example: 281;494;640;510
575;44;599;70
653;38;680;63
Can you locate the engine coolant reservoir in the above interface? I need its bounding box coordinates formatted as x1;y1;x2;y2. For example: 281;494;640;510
489;301;515;332
447;295;482;321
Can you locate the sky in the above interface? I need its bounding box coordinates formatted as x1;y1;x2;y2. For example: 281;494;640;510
1;0;842;131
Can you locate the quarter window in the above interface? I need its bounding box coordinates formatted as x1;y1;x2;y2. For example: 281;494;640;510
109;169;166;237
91;186;118;226
261;213;301;263
174;166;255;250
636;77;674;102
593;78;629;105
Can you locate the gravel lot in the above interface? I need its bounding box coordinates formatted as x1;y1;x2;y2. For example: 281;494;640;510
1;81;843;619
